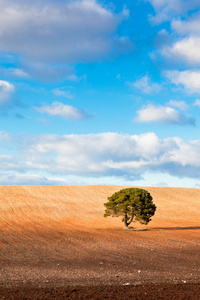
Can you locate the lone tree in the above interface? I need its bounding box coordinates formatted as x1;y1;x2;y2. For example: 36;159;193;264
104;188;156;229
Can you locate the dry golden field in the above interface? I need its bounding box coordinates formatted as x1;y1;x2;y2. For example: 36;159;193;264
0;185;200;292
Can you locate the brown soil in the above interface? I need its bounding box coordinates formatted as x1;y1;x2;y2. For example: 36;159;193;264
0;284;200;299
0;185;200;299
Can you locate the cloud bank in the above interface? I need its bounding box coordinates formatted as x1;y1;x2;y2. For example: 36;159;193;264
0;132;200;184
0;0;129;63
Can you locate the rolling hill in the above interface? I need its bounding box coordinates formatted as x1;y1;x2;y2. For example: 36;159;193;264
0;185;200;287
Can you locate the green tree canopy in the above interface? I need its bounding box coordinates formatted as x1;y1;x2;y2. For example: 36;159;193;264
104;188;156;228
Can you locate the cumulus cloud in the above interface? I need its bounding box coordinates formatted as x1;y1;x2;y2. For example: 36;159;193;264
53;89;74;99
158;10;200;66
147;0;182;24
134;104;195;125
154;29;171;47
0;173;68;185
164;70;200;93
0;0;130;64
167;100;188;110
0;132;198;182
0;130;10;141
1;132;200;183
163;37;200;65
19;132;164;178
193;99;200;107
149;2;200;69
0;67;29;79
146;0;200;24
130;75;161;94
35;101;90;120
0;80;16;105
171;16;200;35
21;61;76;82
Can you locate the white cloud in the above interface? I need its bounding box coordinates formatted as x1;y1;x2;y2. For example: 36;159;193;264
11;132;200;181
154;29;171;47
36;101;90;120
134;104;195;125
0;130;10;141
171;15;200;35
0;67;29;79
131;75;161;94
113;35;135;53
0;173;68;185
167;137;200;167
167;100;188;110
147;0;200;24
147;0;182;24
1;132;200;183
164;70;200;93
163;37;200;65
0;80;15;105
193;99;200;107
0;0;130;63
20;132;164;177
21;61;76;82
53;89;74;99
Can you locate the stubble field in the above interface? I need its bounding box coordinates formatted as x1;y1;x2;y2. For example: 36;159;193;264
0;185;200;299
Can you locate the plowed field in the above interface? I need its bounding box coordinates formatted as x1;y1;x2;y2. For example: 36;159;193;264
0;185;200;299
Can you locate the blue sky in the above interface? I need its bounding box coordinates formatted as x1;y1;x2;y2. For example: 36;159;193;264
1;0;200;187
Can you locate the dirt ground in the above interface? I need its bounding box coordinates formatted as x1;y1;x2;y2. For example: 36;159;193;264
1;283;200;299
0;185;200;299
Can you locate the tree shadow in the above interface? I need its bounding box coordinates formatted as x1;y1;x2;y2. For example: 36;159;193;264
152;226;200;231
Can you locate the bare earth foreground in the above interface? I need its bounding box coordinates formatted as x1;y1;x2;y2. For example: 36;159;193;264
0;185;200;299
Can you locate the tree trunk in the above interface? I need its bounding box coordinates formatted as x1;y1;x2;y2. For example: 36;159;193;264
124;213;129;228
124;213;134;228
127;215;134;226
